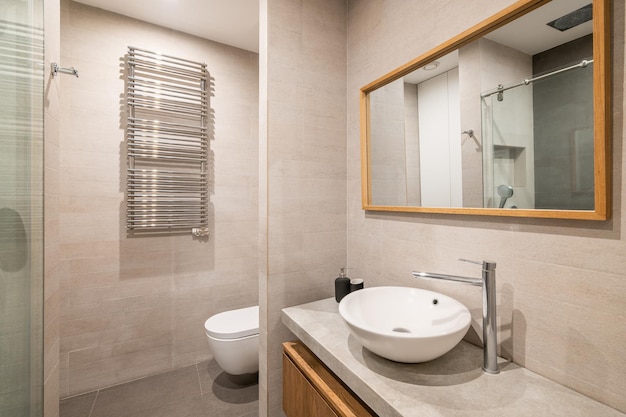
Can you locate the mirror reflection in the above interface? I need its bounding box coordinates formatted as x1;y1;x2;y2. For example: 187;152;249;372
367;0;597;211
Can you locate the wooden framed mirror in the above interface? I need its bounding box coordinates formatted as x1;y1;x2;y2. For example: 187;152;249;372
360;0;611;220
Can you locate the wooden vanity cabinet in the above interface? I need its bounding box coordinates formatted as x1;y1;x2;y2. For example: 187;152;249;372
282;341;378;417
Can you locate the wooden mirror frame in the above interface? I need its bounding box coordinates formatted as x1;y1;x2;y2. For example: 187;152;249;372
360;0;611;220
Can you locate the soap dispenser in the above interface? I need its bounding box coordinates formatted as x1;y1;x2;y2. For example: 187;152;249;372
335;267;350;303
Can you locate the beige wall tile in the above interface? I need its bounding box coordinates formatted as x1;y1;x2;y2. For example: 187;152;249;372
58;0;258;397
260;0;347;415
48;1;625;416
346;0;626;412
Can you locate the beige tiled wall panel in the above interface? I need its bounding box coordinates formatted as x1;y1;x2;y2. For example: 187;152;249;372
346;0;626;413
59;0;258;397
260;0;347;415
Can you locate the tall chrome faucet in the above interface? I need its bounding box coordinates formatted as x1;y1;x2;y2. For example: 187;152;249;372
412;259;499;374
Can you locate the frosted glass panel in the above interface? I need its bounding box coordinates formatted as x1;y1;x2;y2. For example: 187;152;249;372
0;1;44;416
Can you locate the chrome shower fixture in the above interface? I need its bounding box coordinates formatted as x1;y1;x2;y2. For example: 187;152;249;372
497;184;514;208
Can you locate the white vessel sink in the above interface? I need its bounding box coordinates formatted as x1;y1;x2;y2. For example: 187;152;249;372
338;286;471;363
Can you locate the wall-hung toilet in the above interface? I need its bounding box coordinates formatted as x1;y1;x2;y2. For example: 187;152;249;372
204;305;259;377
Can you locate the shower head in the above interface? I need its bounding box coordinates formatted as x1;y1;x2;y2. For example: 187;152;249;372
547;4;592;32
497;184;514;208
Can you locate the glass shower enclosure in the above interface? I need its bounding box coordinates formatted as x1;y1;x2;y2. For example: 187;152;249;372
0;0;44;416
481;61;594;211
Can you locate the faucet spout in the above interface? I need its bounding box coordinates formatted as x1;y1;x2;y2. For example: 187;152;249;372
412;260;500;374
412;271;481;286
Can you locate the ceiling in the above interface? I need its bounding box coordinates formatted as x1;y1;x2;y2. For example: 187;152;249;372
404;0;592;85
73;0;590;68
485;0;592;56
74;0;260;53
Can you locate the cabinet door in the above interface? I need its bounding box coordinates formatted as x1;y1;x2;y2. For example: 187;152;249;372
282;342;378;417
283;353;338;417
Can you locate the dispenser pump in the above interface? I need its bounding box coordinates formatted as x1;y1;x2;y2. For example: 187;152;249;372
335;267;350;303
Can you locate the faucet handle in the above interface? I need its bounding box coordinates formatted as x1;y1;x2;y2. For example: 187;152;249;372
458;258;482;265
459;258;497;270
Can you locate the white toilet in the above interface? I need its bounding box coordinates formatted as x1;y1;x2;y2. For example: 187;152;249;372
204;305;259;376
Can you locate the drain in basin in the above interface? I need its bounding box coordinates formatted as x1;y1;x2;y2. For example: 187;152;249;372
392;327;411;333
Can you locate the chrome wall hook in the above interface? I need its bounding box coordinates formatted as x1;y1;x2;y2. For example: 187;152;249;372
462;129;482;152
51;62;79;78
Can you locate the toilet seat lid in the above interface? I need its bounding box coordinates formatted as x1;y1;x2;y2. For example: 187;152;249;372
204;305;259;339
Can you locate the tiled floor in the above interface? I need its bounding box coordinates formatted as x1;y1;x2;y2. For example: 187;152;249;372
60;360;258;417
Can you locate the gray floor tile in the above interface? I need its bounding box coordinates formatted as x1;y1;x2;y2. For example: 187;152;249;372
198;360;258;393
235;411;260;417
123;394;210;417
198;360;259;415
90;365;202;417
61;362;258;417
60;392;97;417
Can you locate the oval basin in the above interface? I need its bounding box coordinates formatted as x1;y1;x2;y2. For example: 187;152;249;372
338;286;471;363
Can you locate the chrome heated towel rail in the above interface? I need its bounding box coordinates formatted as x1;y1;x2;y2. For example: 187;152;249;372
126;46;210;236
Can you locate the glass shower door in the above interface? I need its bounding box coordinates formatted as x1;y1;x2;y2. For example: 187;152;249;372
481;62;594;211
0;0;44;416
481;84;535;210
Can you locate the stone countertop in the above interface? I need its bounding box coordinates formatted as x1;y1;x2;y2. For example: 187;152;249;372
281;297;624;417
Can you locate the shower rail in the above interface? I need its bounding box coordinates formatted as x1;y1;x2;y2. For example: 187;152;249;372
126;46;209;237
481;59;593;99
